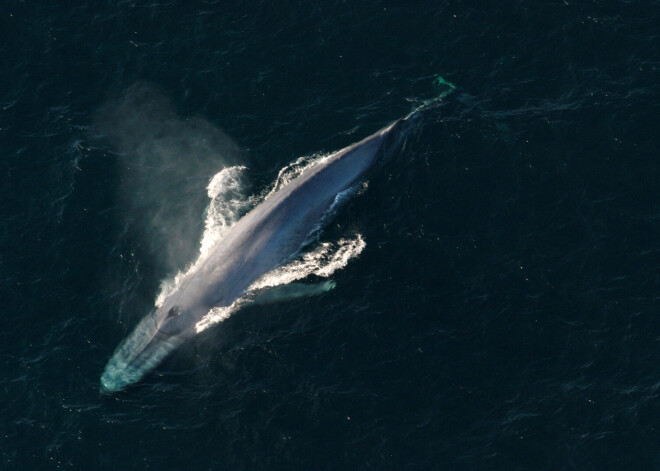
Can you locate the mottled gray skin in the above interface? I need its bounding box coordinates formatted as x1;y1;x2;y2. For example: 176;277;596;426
101;120;398;391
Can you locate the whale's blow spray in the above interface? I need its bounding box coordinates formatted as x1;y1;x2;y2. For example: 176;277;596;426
95;84;243;277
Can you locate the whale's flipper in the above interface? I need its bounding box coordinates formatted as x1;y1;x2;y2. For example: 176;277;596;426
250;281;336;305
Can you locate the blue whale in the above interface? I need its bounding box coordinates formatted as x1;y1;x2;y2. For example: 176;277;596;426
100;117;409;392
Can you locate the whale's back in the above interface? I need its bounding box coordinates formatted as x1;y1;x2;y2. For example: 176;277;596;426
157;123;392;334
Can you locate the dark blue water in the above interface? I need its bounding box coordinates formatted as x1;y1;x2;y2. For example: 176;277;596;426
2;1;659;469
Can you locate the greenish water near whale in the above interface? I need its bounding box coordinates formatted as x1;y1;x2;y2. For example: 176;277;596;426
2;1;659;469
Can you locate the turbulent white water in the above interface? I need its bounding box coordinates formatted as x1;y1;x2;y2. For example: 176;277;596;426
154;165;252;308
249;235;366;290
154;154;367;334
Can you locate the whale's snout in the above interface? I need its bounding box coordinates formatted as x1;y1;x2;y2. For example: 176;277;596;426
100;309;187;393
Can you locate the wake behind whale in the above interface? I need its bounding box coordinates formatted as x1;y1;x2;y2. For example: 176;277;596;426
101;84;450;392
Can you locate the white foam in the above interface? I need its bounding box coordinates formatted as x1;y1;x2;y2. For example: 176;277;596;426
264;154;327;199
155;165;250;307
200;165;252;256
250;235;366;290
194;299;247;333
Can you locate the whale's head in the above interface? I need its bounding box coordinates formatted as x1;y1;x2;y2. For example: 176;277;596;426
100;305;198;393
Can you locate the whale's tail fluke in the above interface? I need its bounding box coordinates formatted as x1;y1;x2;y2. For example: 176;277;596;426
375;75;458;165
405;74;458;120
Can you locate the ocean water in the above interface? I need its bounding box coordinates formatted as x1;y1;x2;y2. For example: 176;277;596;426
1;1;659;469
